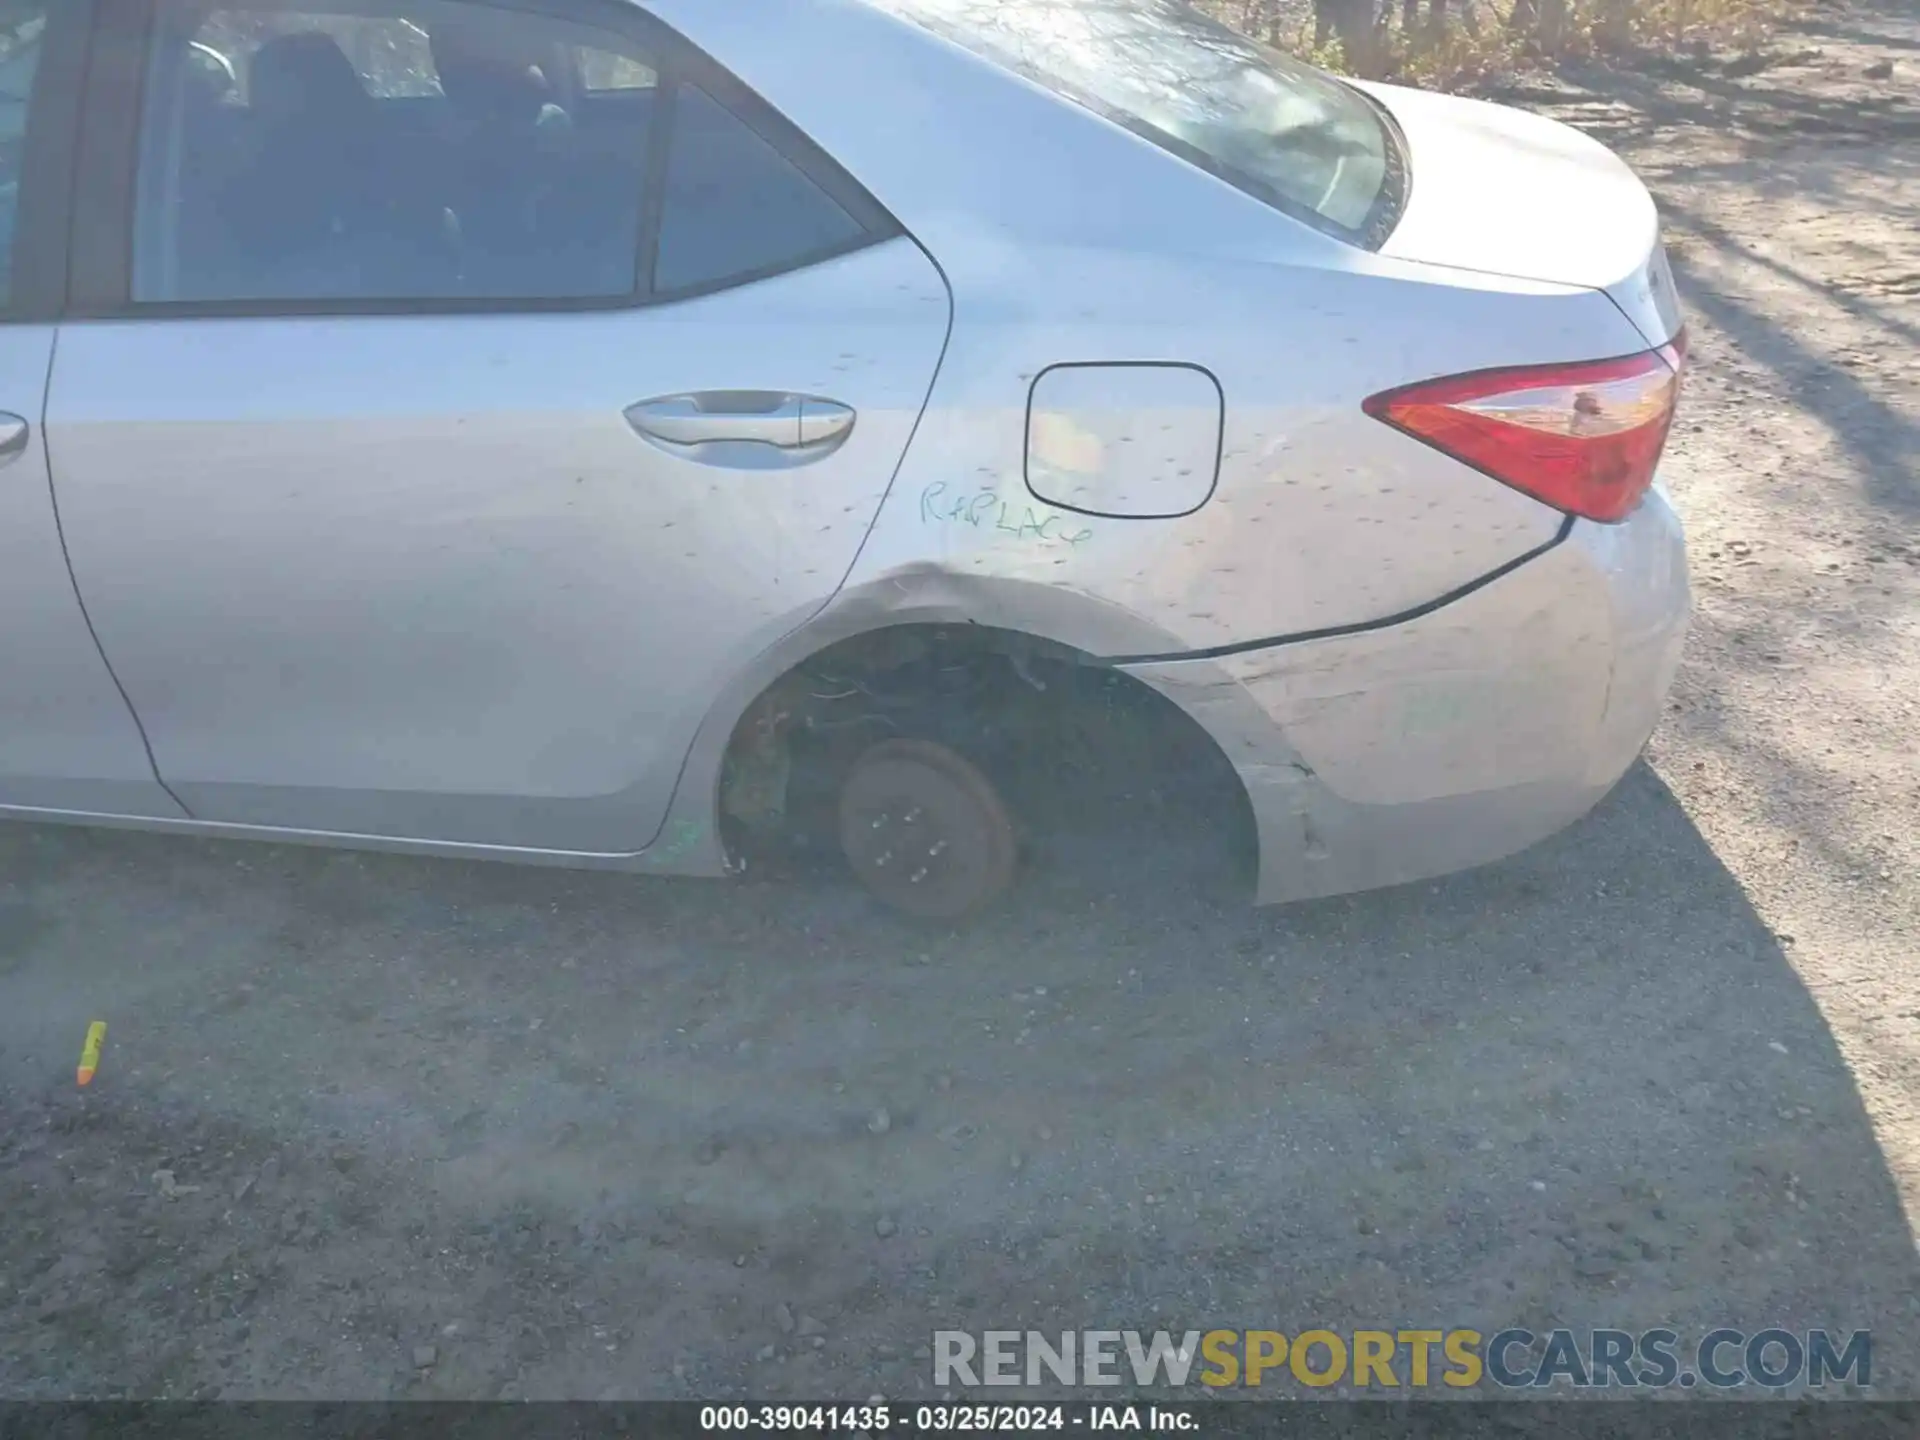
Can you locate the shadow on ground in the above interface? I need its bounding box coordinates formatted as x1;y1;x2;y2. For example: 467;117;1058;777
1662;194;1919;519
1;759;1913;1398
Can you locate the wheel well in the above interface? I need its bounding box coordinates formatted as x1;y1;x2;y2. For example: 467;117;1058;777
716;623;1257;889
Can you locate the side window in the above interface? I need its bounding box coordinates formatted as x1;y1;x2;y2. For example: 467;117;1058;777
194;12;441;97
132;0;658;303
0;5;49;306
574;47;655;92
652;83;869;297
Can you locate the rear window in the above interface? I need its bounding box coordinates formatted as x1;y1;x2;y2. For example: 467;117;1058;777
870;0;1404;247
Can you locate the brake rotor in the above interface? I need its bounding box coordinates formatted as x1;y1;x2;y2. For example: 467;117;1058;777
837;739;1017;921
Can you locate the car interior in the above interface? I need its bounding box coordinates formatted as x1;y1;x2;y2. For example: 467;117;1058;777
0;15;44;299
144;14;660;302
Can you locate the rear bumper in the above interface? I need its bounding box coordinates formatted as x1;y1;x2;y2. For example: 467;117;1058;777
1125;489;1690;904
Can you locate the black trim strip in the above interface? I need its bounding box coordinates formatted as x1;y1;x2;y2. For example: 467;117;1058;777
65;0;148;315
6;0;94;322
1102;514;1577;667
633;70;678;299
1352;84;1410;251
670;57;901;251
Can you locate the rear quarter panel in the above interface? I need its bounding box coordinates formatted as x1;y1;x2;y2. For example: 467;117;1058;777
844;248;1658;654
651;0;1662;658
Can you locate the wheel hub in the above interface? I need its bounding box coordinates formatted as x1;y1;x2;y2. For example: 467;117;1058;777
838;741;1016;920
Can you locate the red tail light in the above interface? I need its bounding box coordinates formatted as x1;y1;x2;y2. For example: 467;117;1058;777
1363;334;1686;523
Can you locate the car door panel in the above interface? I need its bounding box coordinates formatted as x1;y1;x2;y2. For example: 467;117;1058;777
0;329;183;818
0;0;179;820
45;236;949;850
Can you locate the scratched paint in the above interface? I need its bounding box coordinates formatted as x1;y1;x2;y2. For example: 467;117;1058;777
1400;687;1476;731
918;481;1094;546
646;818;705;866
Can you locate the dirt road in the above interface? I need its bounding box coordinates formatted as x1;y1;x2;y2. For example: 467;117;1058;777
2;0;1915;1401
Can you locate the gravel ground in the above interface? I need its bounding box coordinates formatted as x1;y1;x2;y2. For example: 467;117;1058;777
2;0;1916;1402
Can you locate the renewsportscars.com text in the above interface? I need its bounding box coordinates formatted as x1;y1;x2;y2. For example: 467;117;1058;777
932;1327;1871;1390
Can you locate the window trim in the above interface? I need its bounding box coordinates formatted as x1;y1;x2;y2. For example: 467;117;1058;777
63;0;904;320
648;64;895;305
2;0;95;322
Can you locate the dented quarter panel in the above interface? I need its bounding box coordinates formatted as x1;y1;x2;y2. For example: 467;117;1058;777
631;0;1692;900
1122;492;1689;902
10;0;1693;909
1211;556;1614;810
835;247;1649;651
650;0;1659;651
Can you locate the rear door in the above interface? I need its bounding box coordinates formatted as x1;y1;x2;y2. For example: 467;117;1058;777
0;0;182;819
46;0;948;852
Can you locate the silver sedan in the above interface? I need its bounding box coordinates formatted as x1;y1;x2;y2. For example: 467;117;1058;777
0;0;1688;919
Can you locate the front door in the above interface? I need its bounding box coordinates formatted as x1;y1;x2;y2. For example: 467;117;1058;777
46;0;947;852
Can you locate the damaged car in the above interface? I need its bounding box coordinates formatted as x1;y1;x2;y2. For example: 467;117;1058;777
0;0;1688;919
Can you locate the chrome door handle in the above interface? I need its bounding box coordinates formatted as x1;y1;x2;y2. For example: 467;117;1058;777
628;392;803;447
624;392;856;468
0;413;28;469
798;400;856;446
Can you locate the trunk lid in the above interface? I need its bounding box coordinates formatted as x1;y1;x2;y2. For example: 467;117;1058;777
1357;81;1684;346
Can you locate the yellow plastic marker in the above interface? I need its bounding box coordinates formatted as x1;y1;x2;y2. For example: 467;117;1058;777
77;1020;107;1087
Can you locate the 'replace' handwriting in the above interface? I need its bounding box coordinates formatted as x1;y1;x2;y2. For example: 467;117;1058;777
919;482;1093;546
